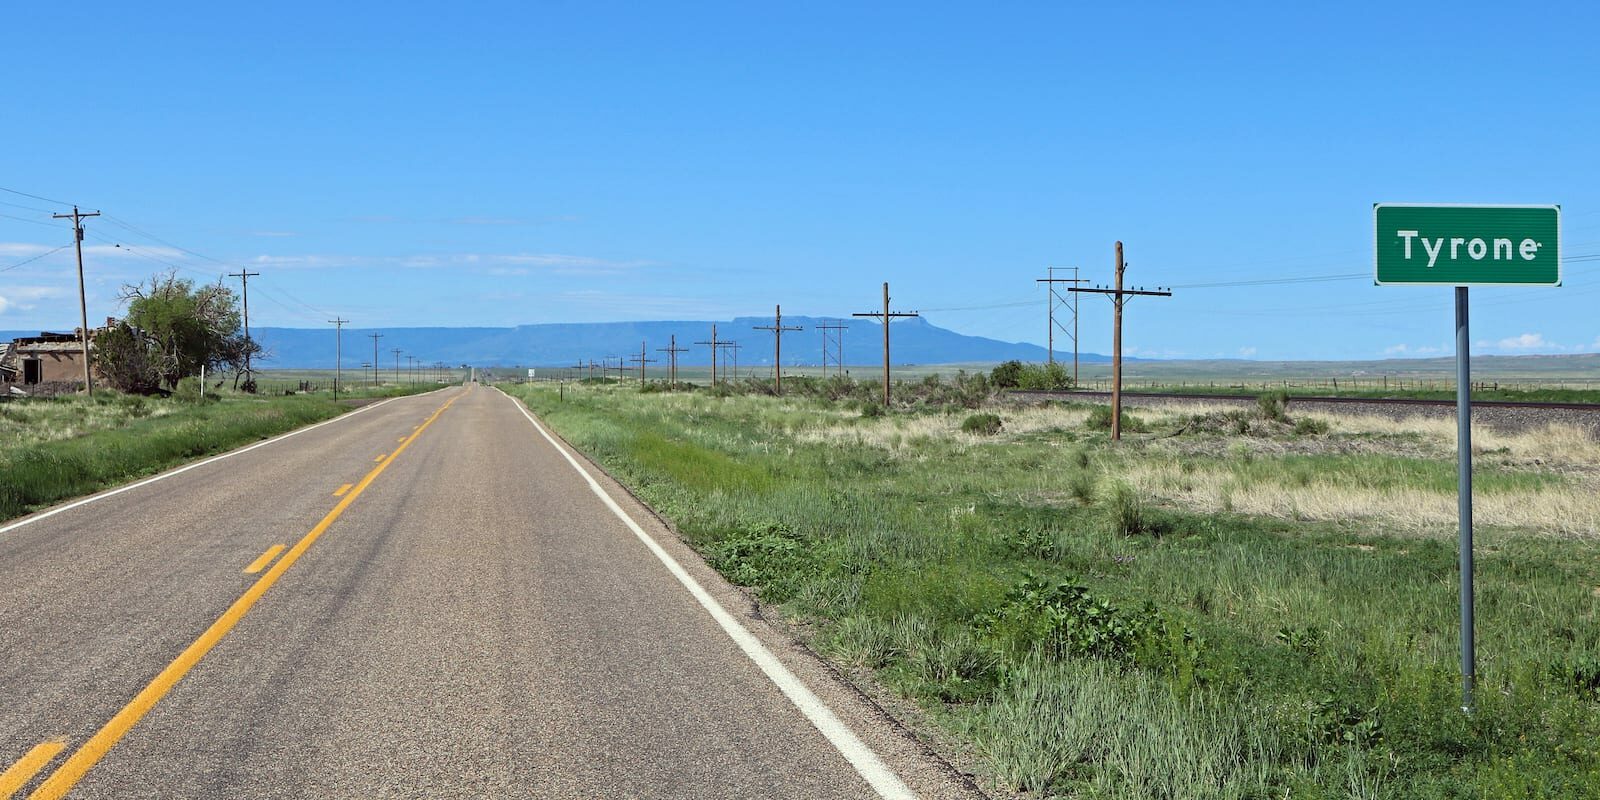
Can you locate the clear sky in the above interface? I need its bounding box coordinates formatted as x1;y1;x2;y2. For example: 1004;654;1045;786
3;2;1597;361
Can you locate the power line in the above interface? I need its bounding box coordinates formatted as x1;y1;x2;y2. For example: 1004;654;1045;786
0;199;57;215
0;245;71;273
102;215;237;269
918;299;1036;313
1169;272;1367;289
0;211;64;229
0;186;74;206
83;224;332;319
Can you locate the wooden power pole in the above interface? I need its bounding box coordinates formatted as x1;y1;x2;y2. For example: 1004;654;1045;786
754;304;804;394
853;282;919;407
1069;242;1171;441
328;317;348;400
367;333;383;386
695;325;720;385
227;269;261;390
53;206;100;395
657;335;688;387
629;340;656;385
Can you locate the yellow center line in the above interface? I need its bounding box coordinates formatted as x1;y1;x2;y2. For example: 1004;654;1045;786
1;742;64;798
373;453;387;462
242;544;286;575
333;483;353;497
30;392;463;800
397;437;407;443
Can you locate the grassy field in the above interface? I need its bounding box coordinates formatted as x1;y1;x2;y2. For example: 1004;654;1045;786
0;381;438;522
502;378;1600;799
245;367;467;396
511;351;1600;405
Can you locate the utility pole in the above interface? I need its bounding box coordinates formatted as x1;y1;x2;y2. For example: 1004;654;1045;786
226;269;261;390
754;304;805;394
718;341;741;381
853;282;919;407
391;348;402;385
407;355;417;386
1036;266;1087;385
1069;242;1171;441
657;335;688;387
328;317;348;401
53;206;101;395
817;320;849;378
365;333;383;387
628;340;657;385
694;325;720;385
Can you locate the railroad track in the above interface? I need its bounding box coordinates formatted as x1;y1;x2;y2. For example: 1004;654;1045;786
1008;389;1600;413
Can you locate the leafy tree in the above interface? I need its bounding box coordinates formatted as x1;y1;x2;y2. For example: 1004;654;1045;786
92;321;164;395
93;272;261;393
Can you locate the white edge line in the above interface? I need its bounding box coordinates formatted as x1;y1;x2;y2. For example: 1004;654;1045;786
0;390;440;537
496;387;917;800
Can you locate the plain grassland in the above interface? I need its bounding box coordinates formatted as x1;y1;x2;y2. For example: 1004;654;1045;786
506;379;1600;799
0;382;435;522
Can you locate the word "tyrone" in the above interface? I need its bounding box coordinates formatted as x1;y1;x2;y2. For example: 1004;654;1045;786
1395;230;1542;268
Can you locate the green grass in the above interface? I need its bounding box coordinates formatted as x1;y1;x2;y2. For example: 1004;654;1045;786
503;381;1600;798
0;382;438;522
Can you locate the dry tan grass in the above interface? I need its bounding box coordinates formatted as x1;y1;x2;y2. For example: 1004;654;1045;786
1108;402;1600;538
795;404;1091;451
1125;458;1600;539
786;394;1600;537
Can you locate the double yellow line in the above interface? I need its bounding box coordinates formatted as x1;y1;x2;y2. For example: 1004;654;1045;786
14;391;461;799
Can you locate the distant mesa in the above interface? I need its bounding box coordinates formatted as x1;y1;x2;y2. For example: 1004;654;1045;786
145;317;1117;369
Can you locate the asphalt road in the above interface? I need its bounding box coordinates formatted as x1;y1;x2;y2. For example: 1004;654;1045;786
0;384;977;799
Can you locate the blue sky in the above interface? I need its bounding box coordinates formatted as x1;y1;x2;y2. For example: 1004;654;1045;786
3;2;1598;361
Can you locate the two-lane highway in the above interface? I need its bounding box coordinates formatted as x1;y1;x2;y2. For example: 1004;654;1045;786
1;384;975;798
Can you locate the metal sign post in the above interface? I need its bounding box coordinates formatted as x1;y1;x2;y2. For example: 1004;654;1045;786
1374;203;1560;713
1454;285;1474;711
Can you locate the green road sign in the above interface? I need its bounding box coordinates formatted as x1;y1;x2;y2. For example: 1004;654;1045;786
1374;204;1560;286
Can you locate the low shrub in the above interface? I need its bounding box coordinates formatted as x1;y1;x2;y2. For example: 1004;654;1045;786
1258;389;1290;422
704;522;817;603
1066;470;1097;506
1084;405;1146;433
1102;480;1152;536
961;412;1003;436
1293;417;1331;436
990;360;1024;388
1016;362;1073;391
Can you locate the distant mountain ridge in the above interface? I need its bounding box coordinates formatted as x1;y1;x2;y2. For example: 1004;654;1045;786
208;317;1103;369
